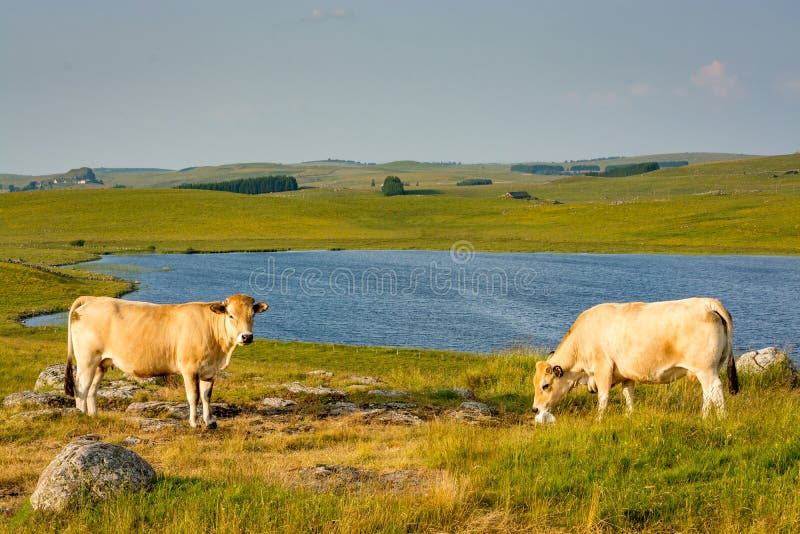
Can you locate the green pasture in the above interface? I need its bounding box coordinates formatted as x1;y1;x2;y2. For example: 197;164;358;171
1;153;800;531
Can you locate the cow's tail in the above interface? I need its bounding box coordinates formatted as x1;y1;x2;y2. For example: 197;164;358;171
64;296;87;398
710;300;739;395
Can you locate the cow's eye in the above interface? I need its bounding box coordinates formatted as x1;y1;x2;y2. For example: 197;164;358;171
542;384;550;391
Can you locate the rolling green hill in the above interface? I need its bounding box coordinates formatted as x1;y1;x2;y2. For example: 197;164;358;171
1;152;766;191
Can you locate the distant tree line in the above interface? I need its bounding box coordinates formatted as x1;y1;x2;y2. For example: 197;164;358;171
570;164;601;172
381;176;405;196
656;161;689;168
587;162;660;177
510;164;565;175
456;178;493;186
176;175;298;194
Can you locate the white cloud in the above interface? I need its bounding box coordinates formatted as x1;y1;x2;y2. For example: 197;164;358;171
305;8;354;22
691;60;738;97
629;81;655;97
777;78;800;97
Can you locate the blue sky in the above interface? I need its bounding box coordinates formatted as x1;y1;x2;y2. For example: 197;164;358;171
1;0;798;174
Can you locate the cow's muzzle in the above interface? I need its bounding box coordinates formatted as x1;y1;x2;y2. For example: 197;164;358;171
240;333;254;345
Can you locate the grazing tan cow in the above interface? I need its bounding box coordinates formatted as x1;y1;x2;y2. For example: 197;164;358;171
65;294;268;428
531;297;738;422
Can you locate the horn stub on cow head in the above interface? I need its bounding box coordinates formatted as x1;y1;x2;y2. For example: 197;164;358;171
210;303;227;314
552;365;564;378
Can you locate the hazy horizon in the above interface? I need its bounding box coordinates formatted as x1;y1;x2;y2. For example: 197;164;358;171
2;0;798;175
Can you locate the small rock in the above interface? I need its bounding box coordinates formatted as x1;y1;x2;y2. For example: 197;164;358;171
30;438;156;512
457;401;498;416
129;417;184;432
34;363;71;391
260;397;298;409
125;401;188;419
124;374;169;386
282;382;346;396
368;389;408;397
348;375;383;385
123;436;143;445
97;381;146;400
313;464;362;483
363;410;423;425
3;391;72;409
11;408;81;421
366;402;418;410
326;401;363;416
737;347;798;379
282;424;316;435
308;370;334;378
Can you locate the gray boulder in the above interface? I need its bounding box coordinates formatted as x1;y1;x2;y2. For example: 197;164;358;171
30;437;156;512
736;347;798;383
3;391;72;409
34;363;72;391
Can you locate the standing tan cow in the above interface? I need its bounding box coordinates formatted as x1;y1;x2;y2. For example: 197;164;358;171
531;297;738;422
65;294;268;428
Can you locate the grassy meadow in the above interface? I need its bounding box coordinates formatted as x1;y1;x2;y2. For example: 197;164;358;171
1;153;800;532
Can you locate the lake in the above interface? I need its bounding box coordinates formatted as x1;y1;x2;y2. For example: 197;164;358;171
26;251;800;354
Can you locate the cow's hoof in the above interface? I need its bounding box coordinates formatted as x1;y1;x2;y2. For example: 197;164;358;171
206;421;218;430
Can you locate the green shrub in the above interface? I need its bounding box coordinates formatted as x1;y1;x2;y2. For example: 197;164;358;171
381;176;405;196
69;239;85;247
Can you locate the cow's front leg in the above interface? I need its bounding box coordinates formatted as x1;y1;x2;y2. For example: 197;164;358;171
181;370;200;428
621;380;635;415
199;379;216;429
594;369;614;421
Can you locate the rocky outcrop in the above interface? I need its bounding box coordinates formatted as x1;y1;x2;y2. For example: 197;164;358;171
11;408;81;421
282;382;346;396
125;401;241;419
367;389;408;397
3;391;72;409
30;436;156;512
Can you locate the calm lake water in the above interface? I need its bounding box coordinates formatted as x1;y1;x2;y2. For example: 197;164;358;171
26;251;800;354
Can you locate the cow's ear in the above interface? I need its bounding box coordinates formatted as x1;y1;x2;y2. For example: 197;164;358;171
210;303;227;314
535;361;549;375
552;365;564;378
253;302;269;314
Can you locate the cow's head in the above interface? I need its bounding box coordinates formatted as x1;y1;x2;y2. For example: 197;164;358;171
531;360;571;423
210;294;269;346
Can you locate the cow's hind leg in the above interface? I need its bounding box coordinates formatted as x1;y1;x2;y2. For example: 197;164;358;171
182;370;200;428
85;364;108;416
75;360;99;415
621;380;635;415
199;379;216;429
697;370;725;418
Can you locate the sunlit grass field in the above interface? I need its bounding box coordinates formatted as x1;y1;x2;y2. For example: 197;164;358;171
1;154;800;531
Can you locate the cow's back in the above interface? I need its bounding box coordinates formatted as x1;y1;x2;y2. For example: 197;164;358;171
70;297;214;377
565;297;728;382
